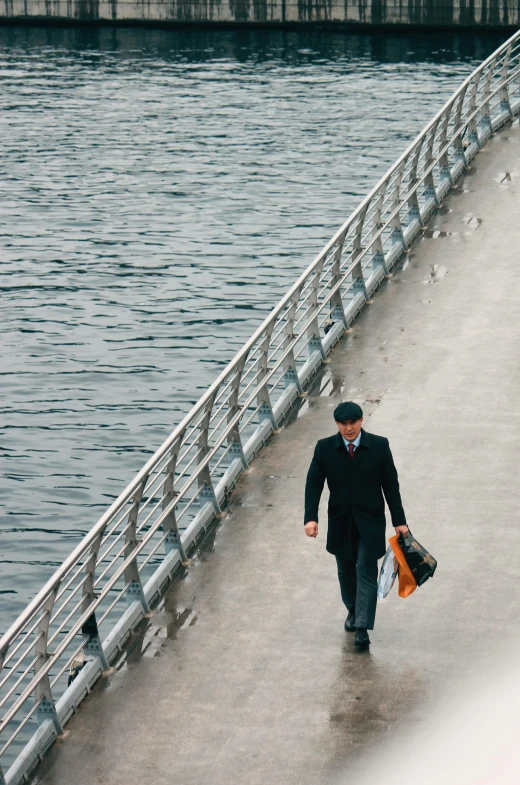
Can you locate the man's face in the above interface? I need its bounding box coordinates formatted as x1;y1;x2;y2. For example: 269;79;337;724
336;417;363;442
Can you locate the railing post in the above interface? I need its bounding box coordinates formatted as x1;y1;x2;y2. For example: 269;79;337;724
479;58;497;136
406;140;425;227
197;395;221;514
423;119;442;206
306;263;327;360
466;71;483;150
499;44;513;117
452;85;469;168
227;359;249;469
35;589;63;735
162;437;188;560
349;207;369;299
81;612;109;671
370;190;388;274
256;329;278;427
124;478;150;612
81;531;110;669
329;233;349;328
387;166;407;248
282;292;304;392
438;99;456;186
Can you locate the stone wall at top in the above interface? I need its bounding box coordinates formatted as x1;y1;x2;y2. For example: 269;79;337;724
0;0;518;28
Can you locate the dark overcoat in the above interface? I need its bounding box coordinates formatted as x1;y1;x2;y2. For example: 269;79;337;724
304;429;406;560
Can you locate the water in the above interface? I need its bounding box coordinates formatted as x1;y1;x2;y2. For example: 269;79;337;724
0;27;506;633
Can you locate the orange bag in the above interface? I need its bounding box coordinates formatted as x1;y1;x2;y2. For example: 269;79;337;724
389;535;417;598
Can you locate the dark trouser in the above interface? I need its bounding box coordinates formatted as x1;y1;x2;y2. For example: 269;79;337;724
335;538;378;630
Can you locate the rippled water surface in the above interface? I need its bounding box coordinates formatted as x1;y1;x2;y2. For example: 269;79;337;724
0;27;506;631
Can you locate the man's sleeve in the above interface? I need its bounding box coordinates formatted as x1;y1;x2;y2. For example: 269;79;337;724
381;439;407;528
304;442;326;524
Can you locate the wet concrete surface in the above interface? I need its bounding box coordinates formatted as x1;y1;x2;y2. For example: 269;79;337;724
33;120;520;785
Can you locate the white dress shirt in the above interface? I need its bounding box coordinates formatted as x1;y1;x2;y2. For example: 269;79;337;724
342;432;362;452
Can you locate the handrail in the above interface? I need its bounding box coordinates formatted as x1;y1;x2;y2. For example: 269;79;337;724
2;30;520;785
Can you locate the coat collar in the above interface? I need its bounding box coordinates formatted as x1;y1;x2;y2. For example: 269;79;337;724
335;429;370;450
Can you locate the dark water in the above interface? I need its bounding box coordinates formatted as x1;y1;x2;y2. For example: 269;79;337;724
0;27;506;632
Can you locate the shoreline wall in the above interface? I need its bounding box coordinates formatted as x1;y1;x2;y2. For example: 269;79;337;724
1;0;519;27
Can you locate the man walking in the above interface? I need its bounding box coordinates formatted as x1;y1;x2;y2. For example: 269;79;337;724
304;402;408;648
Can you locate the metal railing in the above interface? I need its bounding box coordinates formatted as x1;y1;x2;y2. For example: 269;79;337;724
2;30;520;785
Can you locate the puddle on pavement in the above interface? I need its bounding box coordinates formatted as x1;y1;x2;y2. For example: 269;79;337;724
144;606;199;659
450;185;471;196
319;370;346;398
421;214;481;239
294;364;386;417
240;500;275;507
117;604;200;665
494;170;515;188
423;229;454;239
423;264;449;284
109;523;224;669
465;214;483;230
294;366;346;420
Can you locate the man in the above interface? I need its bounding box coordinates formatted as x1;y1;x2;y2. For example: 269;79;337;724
304;401;408;648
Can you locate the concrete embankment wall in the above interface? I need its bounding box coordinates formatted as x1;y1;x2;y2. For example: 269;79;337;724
1;0;519;27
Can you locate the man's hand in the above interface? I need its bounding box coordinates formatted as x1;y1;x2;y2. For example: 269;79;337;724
394;525;409;536
304;521;319;538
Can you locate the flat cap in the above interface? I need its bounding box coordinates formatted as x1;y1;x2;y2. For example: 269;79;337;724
333;401;363;422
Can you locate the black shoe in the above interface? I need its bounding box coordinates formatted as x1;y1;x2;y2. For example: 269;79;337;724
354;628;370;648
344;610;356;632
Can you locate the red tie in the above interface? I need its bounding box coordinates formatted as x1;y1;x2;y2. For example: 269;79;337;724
348;443;355;460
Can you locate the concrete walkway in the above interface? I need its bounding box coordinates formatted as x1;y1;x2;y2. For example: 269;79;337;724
33;121;520;785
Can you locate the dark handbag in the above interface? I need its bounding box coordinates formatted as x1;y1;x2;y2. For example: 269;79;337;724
397;531;437;587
